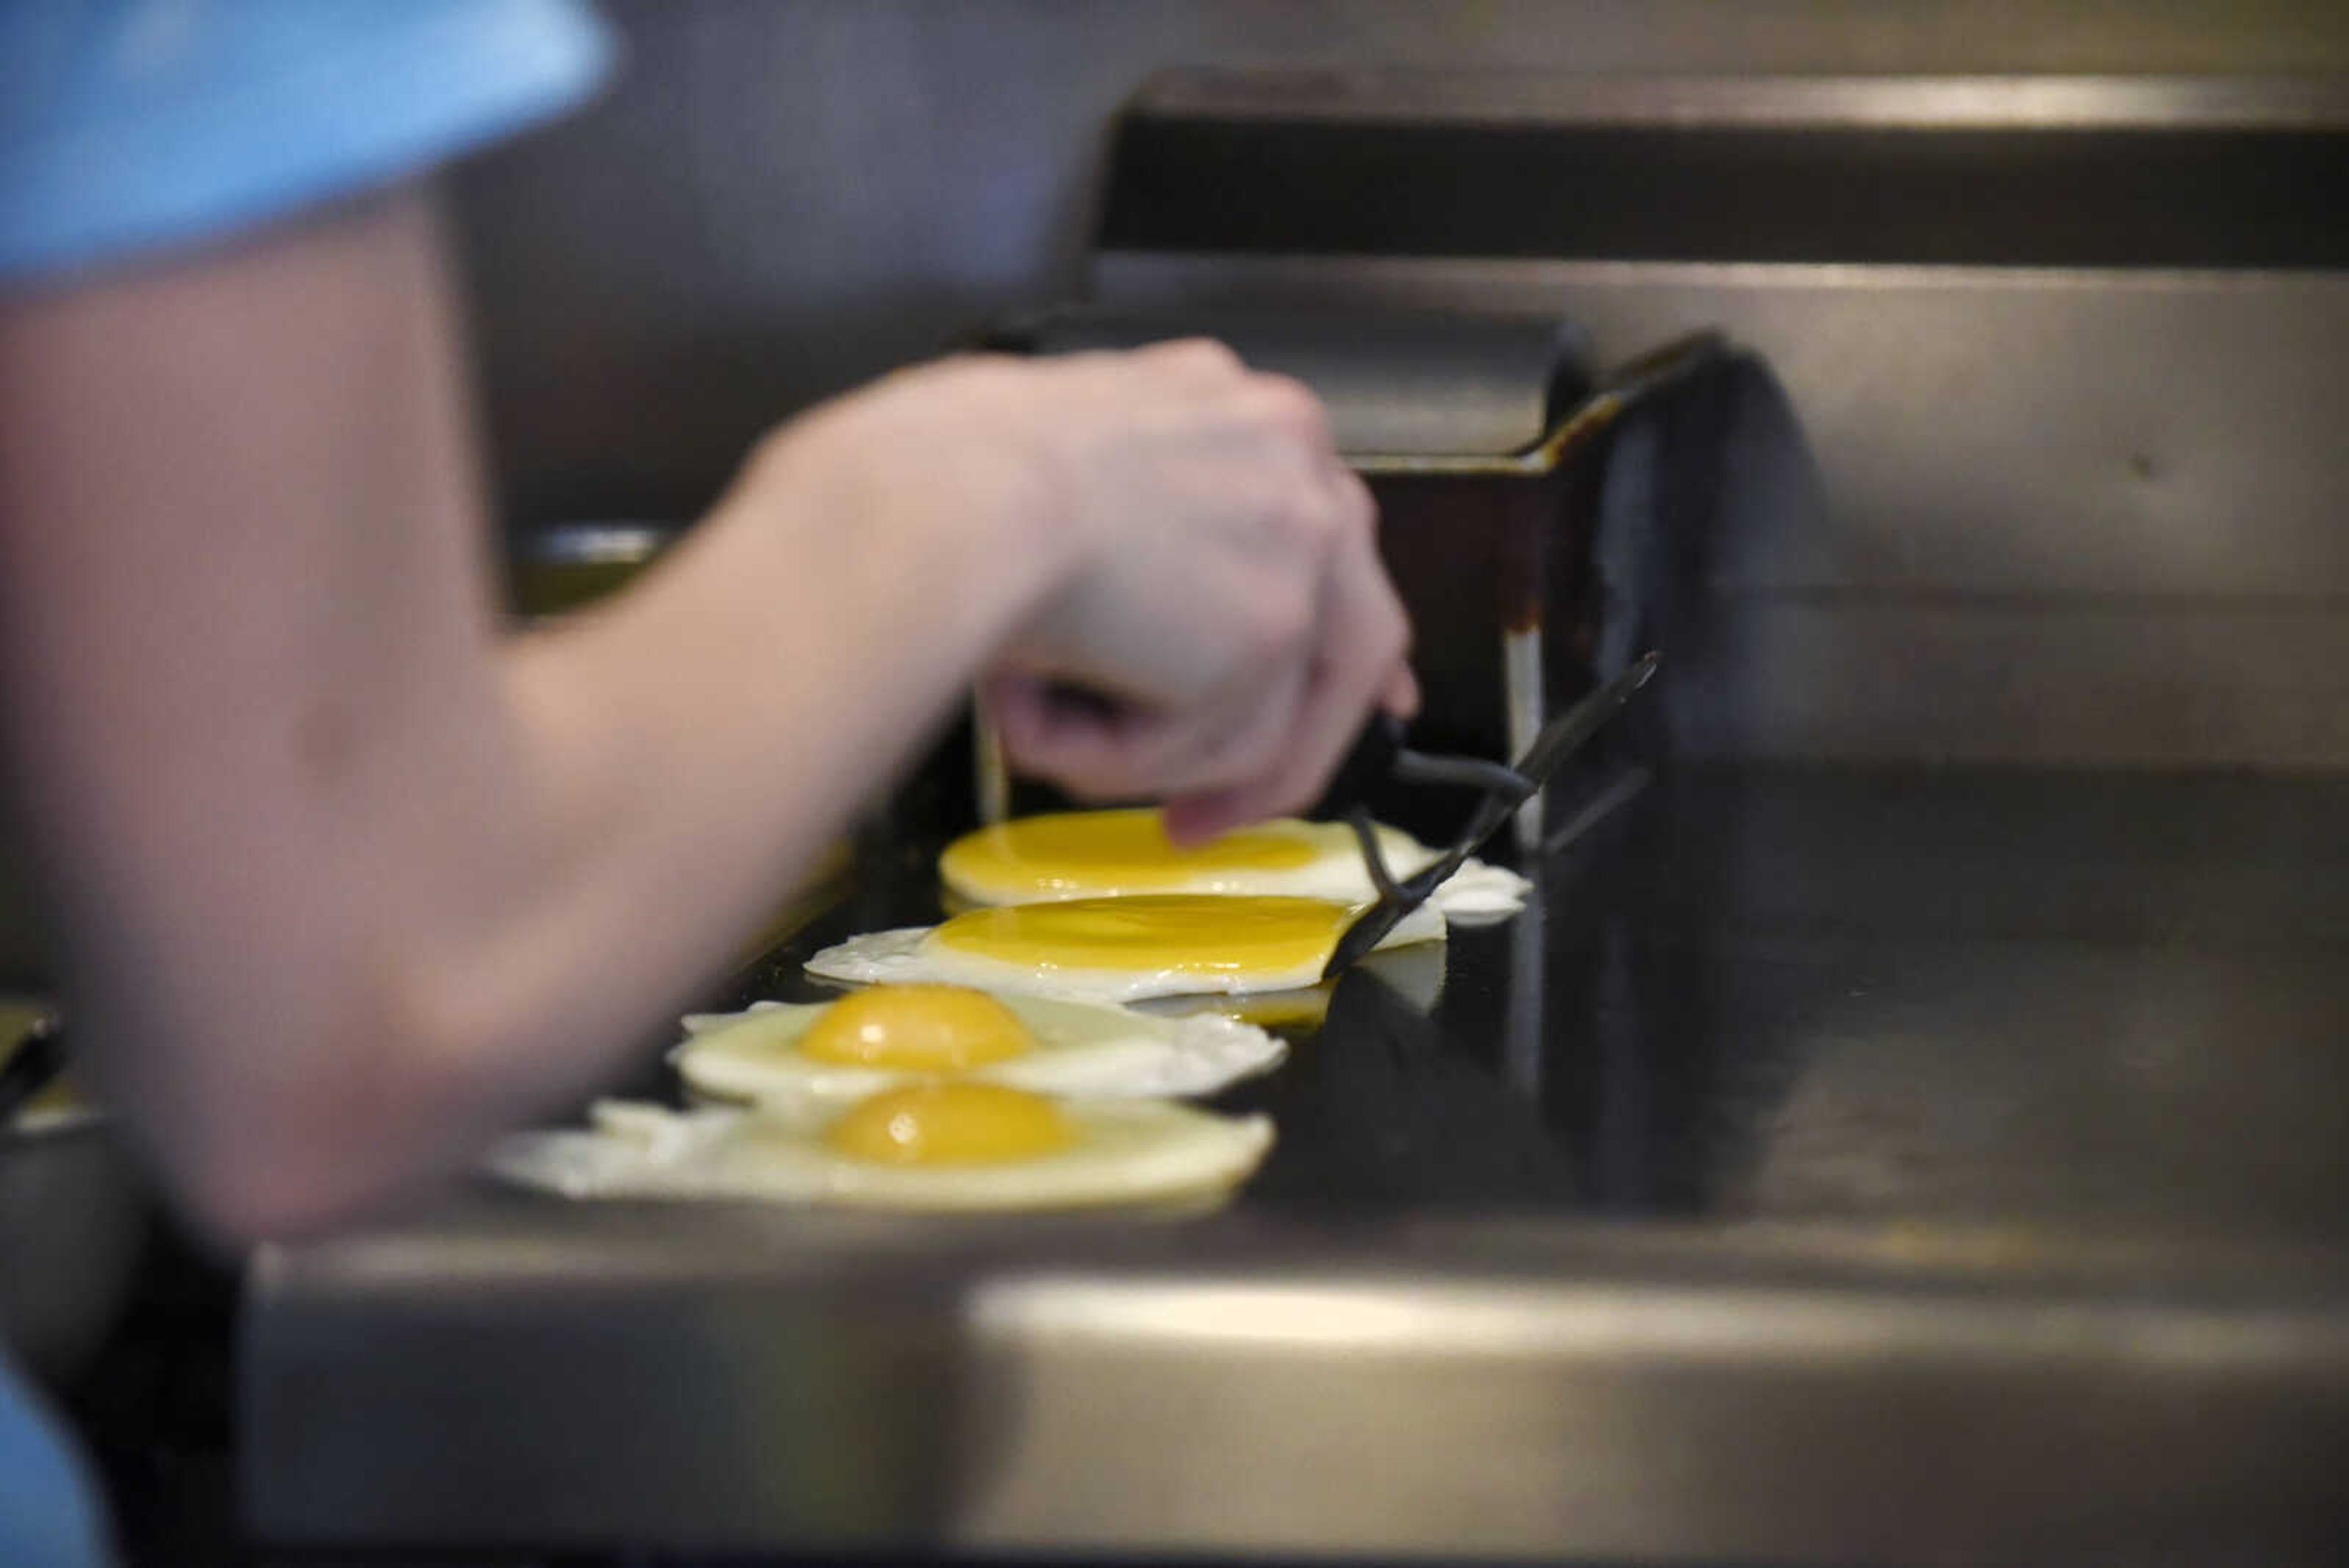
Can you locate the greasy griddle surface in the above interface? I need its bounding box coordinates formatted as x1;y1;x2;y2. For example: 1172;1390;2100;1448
696;768;2349;1243
243;769;2349;1558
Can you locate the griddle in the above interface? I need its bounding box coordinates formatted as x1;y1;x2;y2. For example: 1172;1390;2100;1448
243;767;2349;1562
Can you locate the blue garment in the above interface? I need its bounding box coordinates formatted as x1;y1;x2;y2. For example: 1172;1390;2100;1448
1;0;617;288
0;2;613;1559
0;1347;107;1567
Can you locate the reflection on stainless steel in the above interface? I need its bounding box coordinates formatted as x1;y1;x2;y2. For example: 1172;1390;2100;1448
1;1003;152;1388
1002;306;1578;459
956;1255;2349;1560
985;311;1716;811
2;1116;149;1389
245;1202;2349;1561
247;770;2349;1560
1135;69;2349;132
971;707;1009;827
1135;933;1448;1035
504;521;679;621
1545;762;1652;858
1502;622;1543;845
510;522;675;568
1501;872;1543;1097
1101;254;2349;767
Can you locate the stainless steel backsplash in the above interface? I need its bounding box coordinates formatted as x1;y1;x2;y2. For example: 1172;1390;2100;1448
448;0;2349;768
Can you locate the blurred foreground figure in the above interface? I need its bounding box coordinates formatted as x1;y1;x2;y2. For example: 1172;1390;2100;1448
0;3;1414;1558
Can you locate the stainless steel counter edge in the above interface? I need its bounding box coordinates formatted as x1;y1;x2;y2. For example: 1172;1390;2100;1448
1130;70;2349;132
242;1203;2349;1562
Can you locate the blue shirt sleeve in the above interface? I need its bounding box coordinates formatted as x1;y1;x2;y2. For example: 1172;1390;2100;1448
0;0;618;289
1;1345;111;1567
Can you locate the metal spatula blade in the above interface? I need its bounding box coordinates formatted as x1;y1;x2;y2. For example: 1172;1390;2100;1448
1321;652;1658;980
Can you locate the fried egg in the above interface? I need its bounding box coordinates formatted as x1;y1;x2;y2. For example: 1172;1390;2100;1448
806;893;1447;1003
486;1083;1272;1212
1135;931;1450;1031
673;983;1283;1109
940;808;1529;923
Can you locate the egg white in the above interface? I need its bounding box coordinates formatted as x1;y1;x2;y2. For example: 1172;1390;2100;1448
941;809;1529;923
672;991;1283;1109
485;1096;1273;1212
805;898;1447;1004
1134;932;1450;1030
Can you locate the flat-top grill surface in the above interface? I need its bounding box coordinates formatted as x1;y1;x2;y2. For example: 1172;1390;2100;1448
737;767;2349;1235
245;768;2349;1562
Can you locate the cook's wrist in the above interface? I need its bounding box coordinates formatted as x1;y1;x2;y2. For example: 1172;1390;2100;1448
735;390;1088;660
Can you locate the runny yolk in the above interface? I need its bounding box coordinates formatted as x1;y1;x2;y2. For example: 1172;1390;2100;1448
931;894;1354;979
941;808;1319;897
824;1082;1074;1165
796;984;1034;1071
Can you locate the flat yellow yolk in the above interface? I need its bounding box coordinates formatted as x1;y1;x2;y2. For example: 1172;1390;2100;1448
942;808;1318;897
932;894;1353;981
1210;990;1334;1032
796;984;1033;1071
824;1082;1074;1165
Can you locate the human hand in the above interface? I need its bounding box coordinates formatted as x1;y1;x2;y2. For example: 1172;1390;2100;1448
862;341;1415;839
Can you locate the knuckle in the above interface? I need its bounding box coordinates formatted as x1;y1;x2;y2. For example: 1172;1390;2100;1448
1244;374;1330;443
1152;336;1245;376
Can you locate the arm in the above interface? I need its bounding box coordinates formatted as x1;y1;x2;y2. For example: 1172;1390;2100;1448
0;188;1409;1242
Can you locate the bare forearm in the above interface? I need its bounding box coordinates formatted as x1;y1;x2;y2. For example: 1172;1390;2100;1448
0;185;1395;1244
391;421;1072;1207
0;193;1065;1240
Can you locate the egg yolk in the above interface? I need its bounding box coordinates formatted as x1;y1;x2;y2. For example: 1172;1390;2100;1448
796;984;1033;1071
941;808;1318;897
1208;990;1334;1032
932;894;1353;979
824;1082;1074;1165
